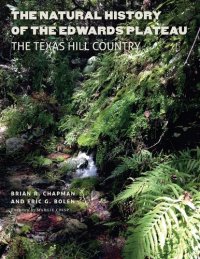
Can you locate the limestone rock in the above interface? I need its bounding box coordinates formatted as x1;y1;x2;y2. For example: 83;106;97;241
83;56;99;74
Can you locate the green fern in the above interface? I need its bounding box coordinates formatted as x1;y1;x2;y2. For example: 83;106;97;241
125;196;200;259
115;148;200;259
106;150;167;181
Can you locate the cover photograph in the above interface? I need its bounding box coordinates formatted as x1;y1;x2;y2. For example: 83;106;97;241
0;0;200;258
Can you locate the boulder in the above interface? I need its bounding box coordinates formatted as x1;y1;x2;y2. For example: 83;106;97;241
6;137;25;154
83;65;96;74
87;56;99;65
83;56;99;74
64;218;87;233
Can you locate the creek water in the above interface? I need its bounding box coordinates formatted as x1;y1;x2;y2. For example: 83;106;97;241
74;152;98;178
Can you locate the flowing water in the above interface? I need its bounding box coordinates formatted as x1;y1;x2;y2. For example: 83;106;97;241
74;152;98;178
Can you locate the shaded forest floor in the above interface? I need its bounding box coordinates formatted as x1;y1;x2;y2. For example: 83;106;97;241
0;123;124;259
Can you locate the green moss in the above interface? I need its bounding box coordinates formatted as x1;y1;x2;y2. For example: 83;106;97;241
70;178;99;196
66;200;87;213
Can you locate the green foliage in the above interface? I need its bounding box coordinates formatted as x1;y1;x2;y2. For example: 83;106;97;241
1;1;200;258
0;69;20;99
115;148;200;259
0;95;55;137
20;224;32;234
7;237;56;259
41;135;58;153
45;170;63;182
27;155;53;168
61;35;183;152
56;241;100;259
66;200;87;213
126;196;200;259
53;0;200;171
59;115;84;146
59;162;77;175
52;57;78;102
106;150;167;181
7;237;100;259
70;177;99;196
96;141;108;168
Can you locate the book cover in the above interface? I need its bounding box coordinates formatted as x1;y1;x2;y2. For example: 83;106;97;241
0;0;200;258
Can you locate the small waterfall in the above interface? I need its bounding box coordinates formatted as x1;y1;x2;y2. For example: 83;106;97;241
74;152;98;178
59;152;98;178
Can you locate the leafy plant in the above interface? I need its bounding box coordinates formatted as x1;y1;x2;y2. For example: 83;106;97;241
0;95;55;137
27;155;53;168
7;237;56;259
106;150;167;181
115;148;200;259
70;177;99;196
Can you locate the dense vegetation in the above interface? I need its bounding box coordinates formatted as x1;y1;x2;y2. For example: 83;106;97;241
0;0;200;258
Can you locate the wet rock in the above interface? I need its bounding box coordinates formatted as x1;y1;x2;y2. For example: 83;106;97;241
88;56;99;65
75;153;97;178
6;137;25;154
83;65;96;74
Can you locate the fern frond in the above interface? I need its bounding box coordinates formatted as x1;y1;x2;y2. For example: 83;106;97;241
114;164;182;203
125;197;200;259
106;150;165;181
116;148;200;259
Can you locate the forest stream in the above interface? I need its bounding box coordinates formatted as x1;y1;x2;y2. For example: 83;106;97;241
0;141;122;258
